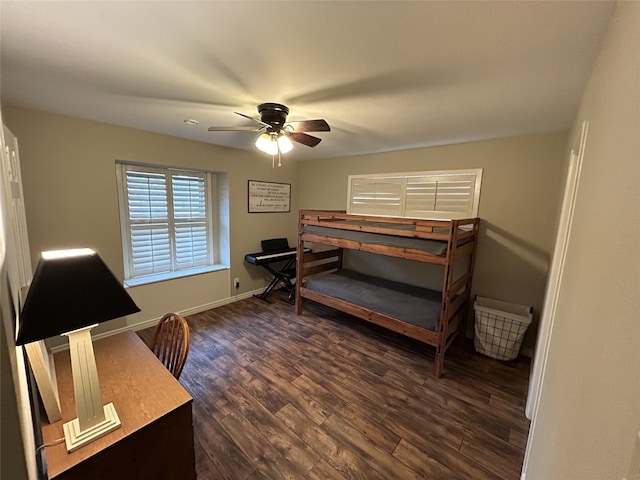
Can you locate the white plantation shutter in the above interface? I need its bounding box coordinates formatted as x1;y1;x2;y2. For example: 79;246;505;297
126;170;171;276
405;175;477;218
117;163;214;281
348;169;482;219
349;177;404;216
404;178;437;217
172;174;209;269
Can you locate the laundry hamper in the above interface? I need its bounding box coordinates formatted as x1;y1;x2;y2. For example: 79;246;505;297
473;296;532;361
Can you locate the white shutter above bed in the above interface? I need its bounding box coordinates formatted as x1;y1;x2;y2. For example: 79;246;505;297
348;169;482;219
349;177;404;216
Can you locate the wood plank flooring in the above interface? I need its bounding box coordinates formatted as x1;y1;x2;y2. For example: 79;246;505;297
137;291;531;480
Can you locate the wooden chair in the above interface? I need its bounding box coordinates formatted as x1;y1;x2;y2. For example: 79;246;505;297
151;312;190;380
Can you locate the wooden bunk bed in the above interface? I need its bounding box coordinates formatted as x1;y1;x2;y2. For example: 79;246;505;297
295;210;480;377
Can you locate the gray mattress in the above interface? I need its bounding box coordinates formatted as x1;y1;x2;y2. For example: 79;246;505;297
301;223;451;255
305;270;441;331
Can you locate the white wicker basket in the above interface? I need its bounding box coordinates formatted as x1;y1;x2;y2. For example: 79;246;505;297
473;296;532;361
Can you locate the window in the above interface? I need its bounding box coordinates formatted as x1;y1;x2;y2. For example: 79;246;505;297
347;169;482;219
116;162;220;285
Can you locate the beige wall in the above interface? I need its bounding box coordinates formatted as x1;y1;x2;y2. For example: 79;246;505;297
524;2;640;478
299;132;568;352
4;106;568;356
2;106;300;344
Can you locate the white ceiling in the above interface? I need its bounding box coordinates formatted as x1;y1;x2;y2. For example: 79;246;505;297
1;1;614;161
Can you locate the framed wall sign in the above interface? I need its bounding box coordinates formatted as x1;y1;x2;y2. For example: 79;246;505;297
248;180;291;213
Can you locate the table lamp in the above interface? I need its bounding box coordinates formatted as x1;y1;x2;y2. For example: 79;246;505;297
16;248;140;452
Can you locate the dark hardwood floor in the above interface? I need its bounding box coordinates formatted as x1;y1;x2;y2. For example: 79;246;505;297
137;290;531;480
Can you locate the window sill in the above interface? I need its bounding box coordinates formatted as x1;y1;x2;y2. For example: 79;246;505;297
124;264;229;288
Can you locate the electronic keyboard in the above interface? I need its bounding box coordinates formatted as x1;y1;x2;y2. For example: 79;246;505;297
244;238;309;303
244;247;299;265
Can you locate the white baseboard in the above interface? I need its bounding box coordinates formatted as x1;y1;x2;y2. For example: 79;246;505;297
50;288;264;353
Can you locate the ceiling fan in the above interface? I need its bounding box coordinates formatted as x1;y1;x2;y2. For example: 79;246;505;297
208;103;330;165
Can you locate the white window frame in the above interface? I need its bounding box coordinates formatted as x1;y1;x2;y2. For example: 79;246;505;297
347;168;482;219
116;162;221;286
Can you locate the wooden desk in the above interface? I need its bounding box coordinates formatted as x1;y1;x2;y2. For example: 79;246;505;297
41;331;196;480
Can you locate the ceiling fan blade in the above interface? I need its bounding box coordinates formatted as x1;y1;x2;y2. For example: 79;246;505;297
207;126;264;132
287;119;330;133
287;132;322;148
234;111;270;128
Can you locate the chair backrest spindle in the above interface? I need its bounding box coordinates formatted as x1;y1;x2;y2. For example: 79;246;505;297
151;312;190;379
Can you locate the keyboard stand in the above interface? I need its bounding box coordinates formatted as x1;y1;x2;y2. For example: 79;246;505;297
254;256;297;303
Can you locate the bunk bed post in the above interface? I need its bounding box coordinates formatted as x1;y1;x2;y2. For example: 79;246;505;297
460;219;480;338
295;210;305;315
435;347;445;378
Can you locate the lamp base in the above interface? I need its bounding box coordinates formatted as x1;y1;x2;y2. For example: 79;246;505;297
63;402;121;452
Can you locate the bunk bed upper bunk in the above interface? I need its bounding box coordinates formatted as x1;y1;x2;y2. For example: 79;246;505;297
298;210;478;264
295;210;480;377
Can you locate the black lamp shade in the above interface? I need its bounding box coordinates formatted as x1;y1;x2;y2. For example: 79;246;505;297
16;250;140;345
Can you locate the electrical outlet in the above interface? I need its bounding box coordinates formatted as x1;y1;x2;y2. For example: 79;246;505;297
234;277;240;289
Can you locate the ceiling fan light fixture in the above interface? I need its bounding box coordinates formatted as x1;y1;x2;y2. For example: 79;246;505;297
211;103;328;157
255;132;293;156
277;134;293;154
255;133;278;155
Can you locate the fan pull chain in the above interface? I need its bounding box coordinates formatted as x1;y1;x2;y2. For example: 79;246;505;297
271;143;282;168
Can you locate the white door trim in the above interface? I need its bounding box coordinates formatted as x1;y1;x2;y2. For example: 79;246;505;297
521;120;589;478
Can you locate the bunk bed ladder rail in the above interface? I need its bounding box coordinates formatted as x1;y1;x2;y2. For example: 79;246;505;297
295;211;305;314
461;218;480;340
434;220;453;377
435;219;476;378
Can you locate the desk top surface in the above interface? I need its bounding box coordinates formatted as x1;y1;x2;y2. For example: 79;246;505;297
41;330;193;477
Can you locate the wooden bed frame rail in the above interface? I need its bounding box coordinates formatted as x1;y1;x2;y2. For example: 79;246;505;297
295;210;479;377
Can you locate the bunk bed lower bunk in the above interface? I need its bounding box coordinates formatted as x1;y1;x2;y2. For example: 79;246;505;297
295;210;480;377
